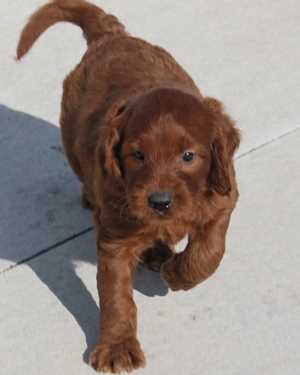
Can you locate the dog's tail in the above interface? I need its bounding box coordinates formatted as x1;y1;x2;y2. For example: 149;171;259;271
16;0;125;60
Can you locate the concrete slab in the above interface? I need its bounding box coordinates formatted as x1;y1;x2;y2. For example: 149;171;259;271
1;1;299;372
1;129;299;375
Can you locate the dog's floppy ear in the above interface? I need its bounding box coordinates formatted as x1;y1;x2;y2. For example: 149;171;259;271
204;97;240;195
103;126;122;178
97;103;128;180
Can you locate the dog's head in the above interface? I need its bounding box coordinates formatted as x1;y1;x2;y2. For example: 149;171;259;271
98;88;240;225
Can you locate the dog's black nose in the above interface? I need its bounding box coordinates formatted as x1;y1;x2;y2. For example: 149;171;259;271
148;191;173;213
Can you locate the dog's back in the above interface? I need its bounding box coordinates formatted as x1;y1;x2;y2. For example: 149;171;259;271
16;0;198;95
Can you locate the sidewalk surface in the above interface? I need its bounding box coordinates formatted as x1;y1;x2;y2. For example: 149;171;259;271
1;1;299;374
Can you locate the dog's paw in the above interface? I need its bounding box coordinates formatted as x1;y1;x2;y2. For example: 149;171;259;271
89;337;145;373
161;259;195;291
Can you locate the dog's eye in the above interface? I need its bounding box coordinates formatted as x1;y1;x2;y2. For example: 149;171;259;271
132;150;145;161
182;151;195;162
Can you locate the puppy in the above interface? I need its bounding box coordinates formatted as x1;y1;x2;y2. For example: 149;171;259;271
17;0;240;372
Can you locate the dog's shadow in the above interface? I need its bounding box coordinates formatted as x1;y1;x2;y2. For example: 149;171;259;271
0;105;168;363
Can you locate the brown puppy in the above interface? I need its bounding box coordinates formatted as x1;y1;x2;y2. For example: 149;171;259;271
17;0;240;373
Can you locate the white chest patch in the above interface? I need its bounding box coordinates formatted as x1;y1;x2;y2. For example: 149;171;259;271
174;234;189;254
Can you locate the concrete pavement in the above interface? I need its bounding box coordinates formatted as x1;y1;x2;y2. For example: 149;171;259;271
1;1;299;374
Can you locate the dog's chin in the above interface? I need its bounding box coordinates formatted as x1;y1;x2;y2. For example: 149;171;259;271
150;210;173;221
128;207;169;223
128;204;190;225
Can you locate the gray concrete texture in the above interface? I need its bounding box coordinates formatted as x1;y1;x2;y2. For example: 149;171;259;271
0;0;299;374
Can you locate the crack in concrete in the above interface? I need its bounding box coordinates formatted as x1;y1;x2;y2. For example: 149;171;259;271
236;126;300;160
0;226;94;275
1;125;300;275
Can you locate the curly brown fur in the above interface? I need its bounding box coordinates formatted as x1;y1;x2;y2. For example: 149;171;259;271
17;1;240;372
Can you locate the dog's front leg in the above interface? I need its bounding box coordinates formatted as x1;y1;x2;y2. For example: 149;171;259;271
161;213;231;291
90;237;145;373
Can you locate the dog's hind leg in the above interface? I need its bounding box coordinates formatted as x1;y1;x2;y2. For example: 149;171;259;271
141;241;174;272
81;185;94;210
